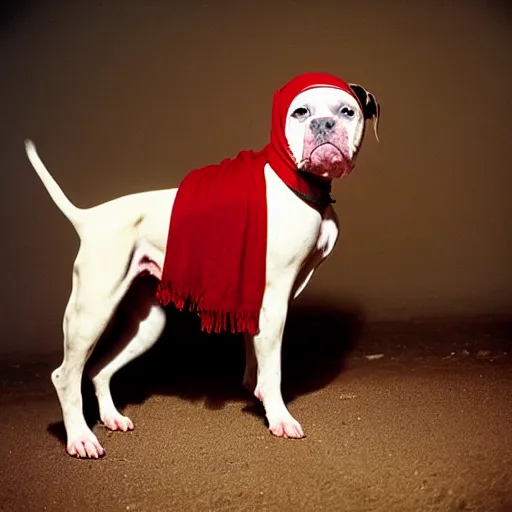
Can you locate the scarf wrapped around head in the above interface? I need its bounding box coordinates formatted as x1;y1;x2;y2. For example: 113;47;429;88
156;72;360;335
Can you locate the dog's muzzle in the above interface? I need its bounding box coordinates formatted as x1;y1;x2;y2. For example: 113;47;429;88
310;117;337;141
301;117;352;179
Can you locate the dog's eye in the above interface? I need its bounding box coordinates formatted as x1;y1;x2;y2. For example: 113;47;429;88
340;106;355;118
291;107;310;119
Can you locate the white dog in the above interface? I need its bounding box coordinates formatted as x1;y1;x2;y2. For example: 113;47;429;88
25;74;379;458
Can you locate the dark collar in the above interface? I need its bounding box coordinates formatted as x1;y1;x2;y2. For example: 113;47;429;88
287;172;336;212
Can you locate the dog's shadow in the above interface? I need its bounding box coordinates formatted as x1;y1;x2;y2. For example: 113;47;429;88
48;277;364;443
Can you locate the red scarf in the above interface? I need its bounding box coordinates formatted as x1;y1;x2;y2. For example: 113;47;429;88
156;72;360;335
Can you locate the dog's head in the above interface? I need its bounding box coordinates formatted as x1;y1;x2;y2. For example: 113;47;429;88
269;73;380;180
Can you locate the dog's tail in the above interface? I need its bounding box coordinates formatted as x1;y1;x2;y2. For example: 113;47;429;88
24;139;85;231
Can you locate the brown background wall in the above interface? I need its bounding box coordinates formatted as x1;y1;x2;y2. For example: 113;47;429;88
1;0;511;354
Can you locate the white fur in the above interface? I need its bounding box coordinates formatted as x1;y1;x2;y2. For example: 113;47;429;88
285;88;364;168
23;87;369;459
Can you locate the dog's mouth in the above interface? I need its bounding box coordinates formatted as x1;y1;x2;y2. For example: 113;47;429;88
301;143;353;179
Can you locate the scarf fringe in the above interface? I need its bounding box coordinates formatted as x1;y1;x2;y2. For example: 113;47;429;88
156;282;260;336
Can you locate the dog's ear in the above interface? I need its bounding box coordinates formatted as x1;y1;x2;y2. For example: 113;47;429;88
349;83;380;142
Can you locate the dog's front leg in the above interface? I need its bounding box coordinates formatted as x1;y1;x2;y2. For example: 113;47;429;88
250;295;305;439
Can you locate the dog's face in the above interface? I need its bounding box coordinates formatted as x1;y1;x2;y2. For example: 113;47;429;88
285;86;370;179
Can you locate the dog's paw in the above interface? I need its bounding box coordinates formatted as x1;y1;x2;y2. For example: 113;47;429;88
268;417;305;439
67;431;105;459
101;413;134;432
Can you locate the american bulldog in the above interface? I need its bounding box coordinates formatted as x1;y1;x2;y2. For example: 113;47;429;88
24;73;379;458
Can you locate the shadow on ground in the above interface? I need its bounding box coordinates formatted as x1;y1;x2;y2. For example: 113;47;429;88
47;276;364;444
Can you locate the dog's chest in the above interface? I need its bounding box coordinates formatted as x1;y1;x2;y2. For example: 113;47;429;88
264;165;322;278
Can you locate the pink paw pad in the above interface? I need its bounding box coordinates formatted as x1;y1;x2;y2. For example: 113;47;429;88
269;420;305;439
102;414;134;432
67;434;105;459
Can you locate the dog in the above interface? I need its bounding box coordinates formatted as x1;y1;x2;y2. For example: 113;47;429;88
25;74;379;458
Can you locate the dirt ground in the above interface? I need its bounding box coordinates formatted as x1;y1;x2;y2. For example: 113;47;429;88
1;312;511;512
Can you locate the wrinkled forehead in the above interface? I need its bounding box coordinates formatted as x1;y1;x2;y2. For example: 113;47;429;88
286;87;362;117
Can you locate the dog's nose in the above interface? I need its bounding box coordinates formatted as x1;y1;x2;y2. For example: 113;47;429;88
310;117;337;135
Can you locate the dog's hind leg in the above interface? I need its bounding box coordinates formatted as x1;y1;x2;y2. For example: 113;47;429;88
52;238;137;458
87;278;166;433
242;333;257;394
53;284;117;458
